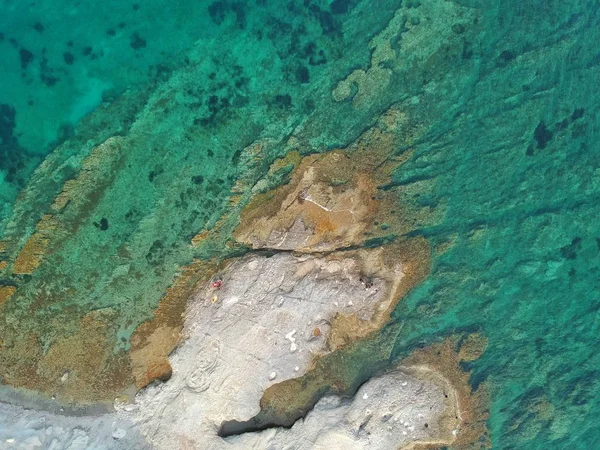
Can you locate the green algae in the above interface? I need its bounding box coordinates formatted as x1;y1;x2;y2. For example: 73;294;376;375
1;0;599;447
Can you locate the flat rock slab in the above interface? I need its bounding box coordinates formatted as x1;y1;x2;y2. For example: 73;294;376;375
232;366;456;450
120;250;451;448
133;252;388;430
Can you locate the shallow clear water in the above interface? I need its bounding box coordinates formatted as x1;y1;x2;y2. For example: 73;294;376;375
1;0;599;448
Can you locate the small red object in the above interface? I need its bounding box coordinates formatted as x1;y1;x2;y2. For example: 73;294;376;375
210;278;223;289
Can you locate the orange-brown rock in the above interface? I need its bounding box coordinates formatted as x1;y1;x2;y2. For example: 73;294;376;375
1;310;132;405
326;239;430;349
401;334;491;449
10;137;124;276
129;259;218;388
0;285;16;306
12;214;58;274
233;107;420;253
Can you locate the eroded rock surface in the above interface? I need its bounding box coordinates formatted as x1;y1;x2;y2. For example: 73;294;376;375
129;250;400;440
229;366;458;450
0;363;457;450
120;251;458;449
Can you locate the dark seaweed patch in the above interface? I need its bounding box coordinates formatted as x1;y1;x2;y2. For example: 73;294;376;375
145;240;167;266
331;0;352;14
194;94;231;127
33;22;44;33
301;42;327;66
0;104;17;149
208;1;246;28
39;56;60;86
452;23;466;34
533;121;552;149
304;98;315;113
556;108;585;132
231;148;243;165
63;52;74;65
462;41;473;60
0;104;26;185
19;48;34;70
498;50;515;63
148;63;171;81
273;94;292;108
93;218;109;231
555;117;570;131
234;76;249;89
525;144;534;156
209;1;227;25
295;65;310;83
308;4;337;34
231;2;247;29
571;108;585;121
560;237;582;260
130;32;147;50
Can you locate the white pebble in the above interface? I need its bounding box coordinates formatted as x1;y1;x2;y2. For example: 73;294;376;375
294;366;299;372
402;431;407;436
347;300;353;306
285;330;297;341
362;393;369;400
268;371;277;381
290;342;298;353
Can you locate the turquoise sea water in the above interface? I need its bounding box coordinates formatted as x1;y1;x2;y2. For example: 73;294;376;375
1;0;599;448
387;3;600;447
